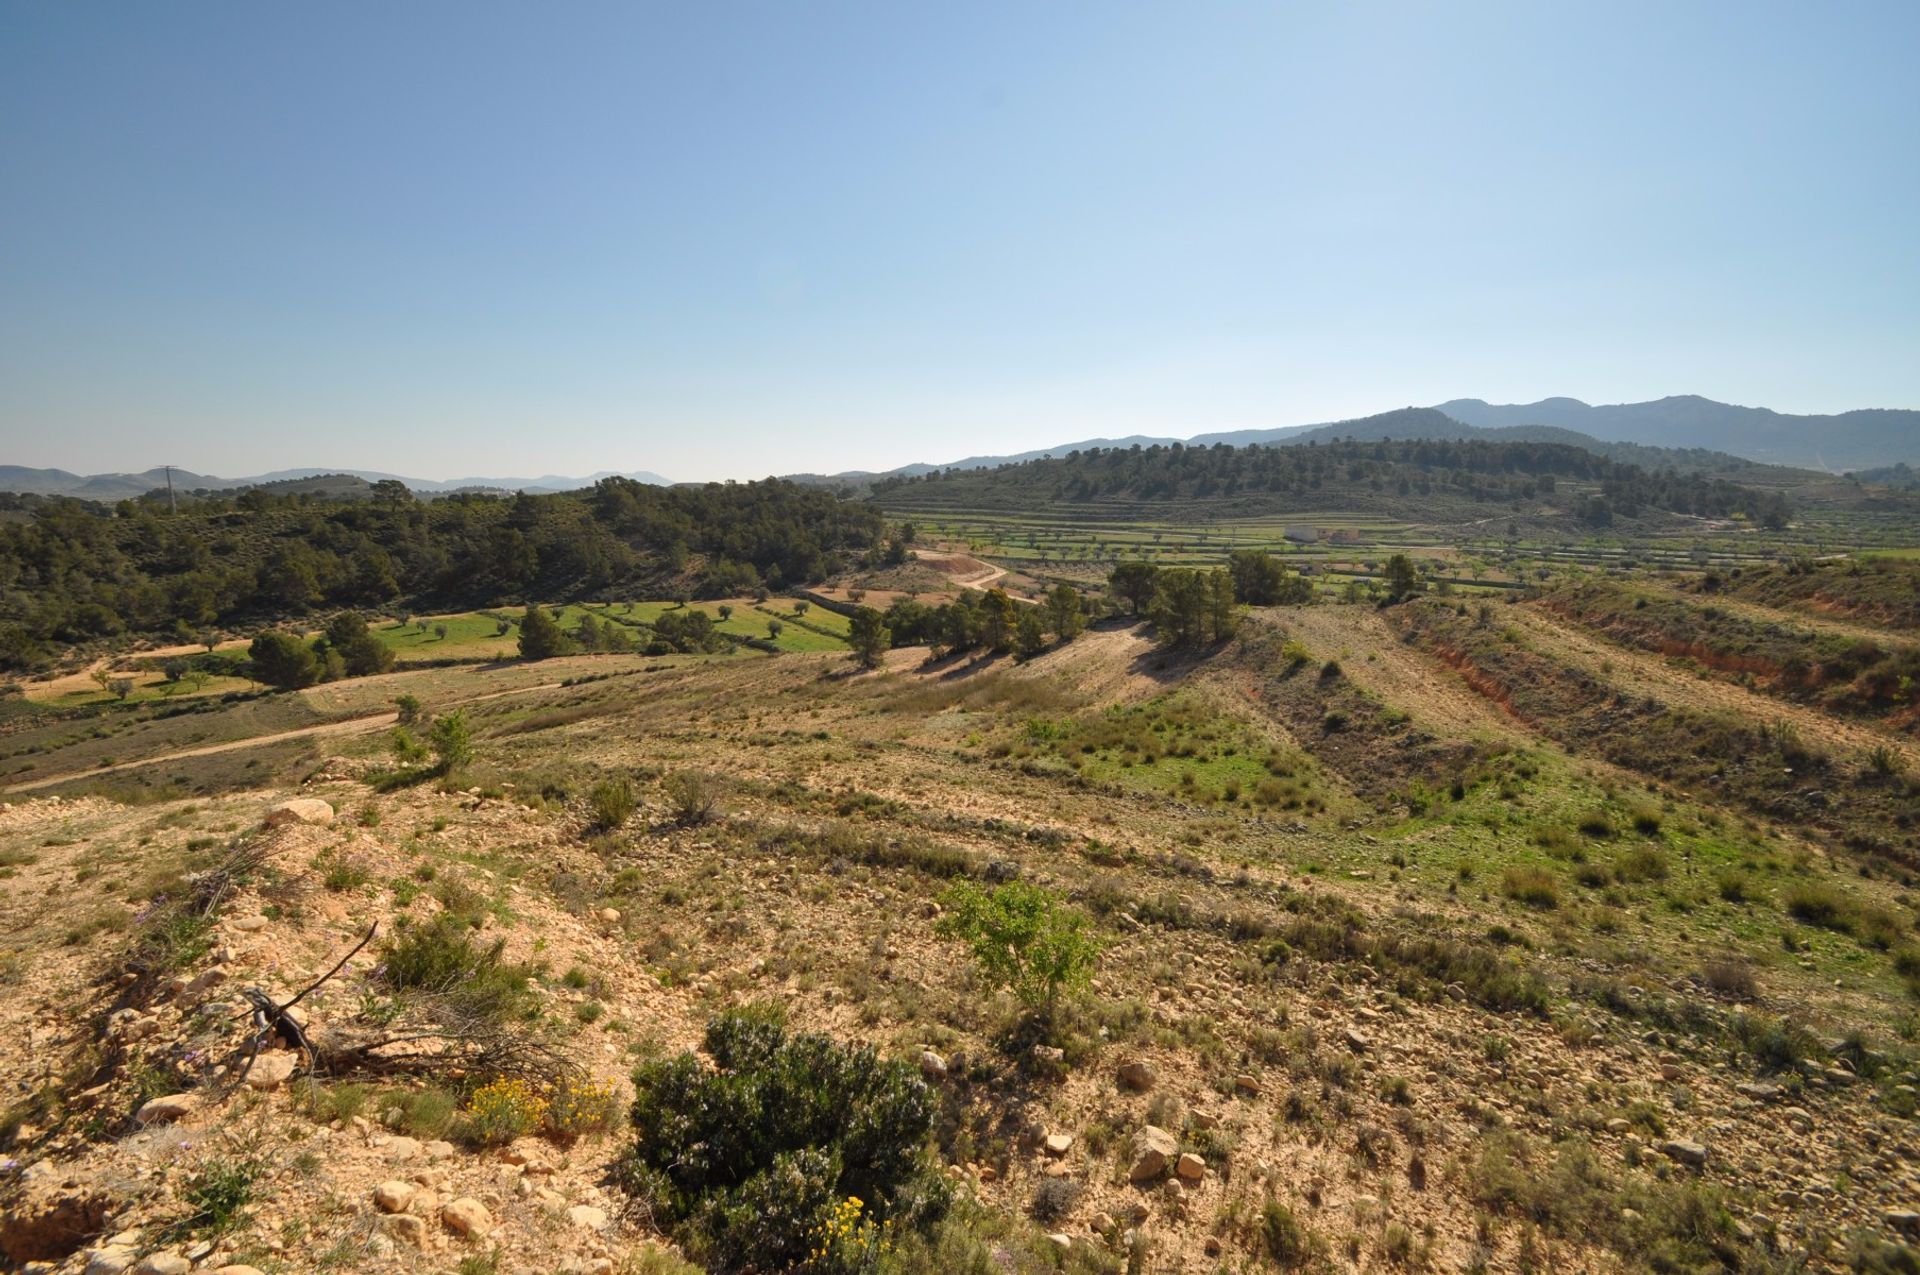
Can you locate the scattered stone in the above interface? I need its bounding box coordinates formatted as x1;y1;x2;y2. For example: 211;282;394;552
919;1050;948;1080
424;1139;457;1162
1175;1153;1207;1182
1032;1044;1064;1065
231;915;270;932
1205;1236;1223;1256
82;1250;135;1275
1046;1233;1073;1253
1659;1140;1709;1167
211;1264;266;1274
1233;1074;1261;1097
1345;1028;1371;1052
1091;1212;1115;1234
1044;1133;1074;1157
1128;1125;1178;1182
1783;1108;1814;1135
1735;1081;1781;1101
134;1251;190;1275
134;1094;199;1125
568;1205;611;1232
440;1197;492;1238
373;1181;417;1214
597;908;621;924
378;1213;429;1248
263;798;334;828
185;968;228;996
1887;1210;1920;1238
385;1135;423;1161
1117;1059;1156;1091
1605;1118;1632;1134
245;1051;297;1090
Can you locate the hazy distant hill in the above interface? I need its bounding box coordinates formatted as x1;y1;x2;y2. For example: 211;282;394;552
0;465;673;499
796;395;1917;485
1433;396;1918;471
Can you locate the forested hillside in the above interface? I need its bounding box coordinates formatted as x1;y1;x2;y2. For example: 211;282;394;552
0;477;885;669
874;436;1795;527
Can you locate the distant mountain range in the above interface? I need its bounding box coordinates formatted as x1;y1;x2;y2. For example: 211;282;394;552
3;395;1914;500
793;395;1919;484
0;465;673;501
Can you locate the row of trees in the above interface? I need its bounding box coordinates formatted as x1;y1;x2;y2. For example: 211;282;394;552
844;583;1092;669
1105;550;1425;650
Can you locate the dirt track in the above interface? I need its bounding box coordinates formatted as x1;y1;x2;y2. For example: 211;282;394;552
1;677;576;795
0;713;403;794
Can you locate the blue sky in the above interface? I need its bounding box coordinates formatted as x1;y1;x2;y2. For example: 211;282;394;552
2;2;1915;482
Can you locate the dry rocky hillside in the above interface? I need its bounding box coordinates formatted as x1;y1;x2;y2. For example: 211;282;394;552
2;599;1918;1275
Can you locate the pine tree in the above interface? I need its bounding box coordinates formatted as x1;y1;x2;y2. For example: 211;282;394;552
1013;607;1048;661
848;606;891;670
518;604;573;660
1045;584;1085;642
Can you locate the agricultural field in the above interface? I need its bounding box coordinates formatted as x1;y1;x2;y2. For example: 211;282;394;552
3;554;1918;1275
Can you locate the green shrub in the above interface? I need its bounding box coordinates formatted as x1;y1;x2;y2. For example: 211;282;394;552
936;880;1101;1014
1614;847;1669;883
381;915;532;1022
620;1010;943;1272
172;1158;258;1238
587;777;636;831
1576;810;1615;838
1502;867;1560;910
429;710;474;772
1261;1201;1321;1268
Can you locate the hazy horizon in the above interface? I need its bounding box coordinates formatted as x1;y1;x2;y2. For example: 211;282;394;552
4;2;1916;483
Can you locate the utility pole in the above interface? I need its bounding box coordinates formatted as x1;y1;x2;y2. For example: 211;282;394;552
164;465;177;514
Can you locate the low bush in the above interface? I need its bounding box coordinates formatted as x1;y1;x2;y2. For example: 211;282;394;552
587;777;635;831
1261;1201;1322;1268
382;915;534;1023
619;1009;945;1273
663;771;717;826
1502;866;1560;910
460;1077;548;1147
937;880;1101;1015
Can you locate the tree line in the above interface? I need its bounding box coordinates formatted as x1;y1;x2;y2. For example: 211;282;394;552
0;478;887;671
874;437;1793;526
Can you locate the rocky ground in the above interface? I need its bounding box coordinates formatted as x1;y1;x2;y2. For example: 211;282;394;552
3;608;1918;1274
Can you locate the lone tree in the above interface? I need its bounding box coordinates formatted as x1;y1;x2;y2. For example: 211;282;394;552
847;605;891;670
518;604;573;660
249;630;320;690
937;880;1100;1017
1383;553;1422;603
